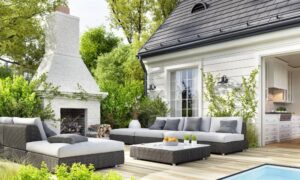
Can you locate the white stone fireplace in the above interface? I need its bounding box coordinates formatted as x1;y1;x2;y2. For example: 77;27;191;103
35;7;107;135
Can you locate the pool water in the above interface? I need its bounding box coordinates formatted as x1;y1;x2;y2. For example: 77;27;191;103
221;164;300;180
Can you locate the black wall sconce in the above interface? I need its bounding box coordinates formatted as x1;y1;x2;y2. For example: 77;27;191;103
218;75;229;85
148;83;156;91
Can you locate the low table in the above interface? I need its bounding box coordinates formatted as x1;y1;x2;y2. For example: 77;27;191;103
130;142;211;166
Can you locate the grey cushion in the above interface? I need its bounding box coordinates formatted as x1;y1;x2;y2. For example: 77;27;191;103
216;120;238;133
149;120;166;130
157;117;185;131
183;117;202;131
42;122;57;137
48;134;88;144
163;119;180;131
200;117;211;132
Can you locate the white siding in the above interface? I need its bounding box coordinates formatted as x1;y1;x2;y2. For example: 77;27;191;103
143;26;300;146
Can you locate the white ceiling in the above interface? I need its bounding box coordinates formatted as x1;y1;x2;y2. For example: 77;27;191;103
277;54;300;68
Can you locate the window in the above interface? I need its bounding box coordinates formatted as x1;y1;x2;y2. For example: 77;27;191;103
191;2;208;13
170;69;198;117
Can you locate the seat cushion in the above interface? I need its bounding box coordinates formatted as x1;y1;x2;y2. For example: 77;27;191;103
0;117;13;124
110;128;136;136
135;129;164;138
164;131;192;140
192;132;244;143
26;138;124;158
13;117;47;140
210;117;243;134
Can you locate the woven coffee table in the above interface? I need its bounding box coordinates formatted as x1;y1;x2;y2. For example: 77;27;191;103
130;142;211;166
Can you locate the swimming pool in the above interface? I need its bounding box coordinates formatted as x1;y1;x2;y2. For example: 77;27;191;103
220;164;300;180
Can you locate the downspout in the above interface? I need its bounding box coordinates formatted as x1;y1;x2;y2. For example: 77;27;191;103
138;55;148;96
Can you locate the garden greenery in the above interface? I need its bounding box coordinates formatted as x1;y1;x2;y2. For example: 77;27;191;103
0;76;56;119
4;162;130;180
204;69;259;147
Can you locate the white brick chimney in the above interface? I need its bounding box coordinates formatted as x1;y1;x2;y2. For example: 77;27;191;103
35;6;107;135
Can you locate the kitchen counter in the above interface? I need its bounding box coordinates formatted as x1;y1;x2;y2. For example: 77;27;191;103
264;114;300;145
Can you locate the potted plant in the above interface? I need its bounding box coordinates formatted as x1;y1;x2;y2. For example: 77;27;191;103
183;134;190;145
191;135;197;146
129;97;141;129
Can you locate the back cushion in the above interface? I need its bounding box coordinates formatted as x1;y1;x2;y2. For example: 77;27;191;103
200;117;211;132
0;117;13;124
210;117;243;134
13;117;47;140
157;117;185;131
183;117;202;131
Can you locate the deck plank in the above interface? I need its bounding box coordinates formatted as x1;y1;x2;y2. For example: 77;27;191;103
97;142;300;180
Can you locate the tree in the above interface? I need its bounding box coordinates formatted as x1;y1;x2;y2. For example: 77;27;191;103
151;0;179;29
106;0;178;44
106;0;150;44
94;45;144;128
0;0;66;74
80;26;120;72
0;66;12;79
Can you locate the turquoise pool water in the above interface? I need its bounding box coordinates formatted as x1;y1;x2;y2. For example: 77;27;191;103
222;165;300;180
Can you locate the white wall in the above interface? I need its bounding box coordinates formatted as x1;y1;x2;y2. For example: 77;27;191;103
143;26;300;146
288;70;300;114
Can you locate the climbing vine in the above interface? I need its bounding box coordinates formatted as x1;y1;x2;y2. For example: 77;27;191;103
203;69;259;147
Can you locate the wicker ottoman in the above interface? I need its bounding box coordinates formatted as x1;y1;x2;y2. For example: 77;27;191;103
130;143;211;166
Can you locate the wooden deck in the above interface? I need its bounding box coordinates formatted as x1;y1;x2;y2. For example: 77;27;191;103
98;142;300;180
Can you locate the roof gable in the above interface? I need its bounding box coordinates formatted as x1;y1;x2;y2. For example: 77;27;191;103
139;0;300;58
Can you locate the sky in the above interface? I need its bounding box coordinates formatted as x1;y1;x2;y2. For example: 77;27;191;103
68;0;123;37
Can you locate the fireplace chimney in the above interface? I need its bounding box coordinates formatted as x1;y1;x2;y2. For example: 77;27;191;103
56;5;70;14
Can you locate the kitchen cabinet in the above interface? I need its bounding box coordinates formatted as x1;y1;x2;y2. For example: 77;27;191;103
267;59;288;90
264;115;300;145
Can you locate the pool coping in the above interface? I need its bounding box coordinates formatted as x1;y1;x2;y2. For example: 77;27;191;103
218;163;300;180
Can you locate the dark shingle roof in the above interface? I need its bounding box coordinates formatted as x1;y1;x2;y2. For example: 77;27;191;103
138;0;300;58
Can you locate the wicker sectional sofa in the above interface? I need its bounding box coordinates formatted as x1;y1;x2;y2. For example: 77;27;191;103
110;117;248;155
0;117;124;170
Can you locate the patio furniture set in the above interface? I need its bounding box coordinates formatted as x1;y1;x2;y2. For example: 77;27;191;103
0;116;247;169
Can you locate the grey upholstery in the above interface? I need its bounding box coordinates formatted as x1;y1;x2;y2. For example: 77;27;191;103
135;129;164;138
200;117;211;132
183;117;202;131
2;124;42;150
48;134;88;144
157;117;185;131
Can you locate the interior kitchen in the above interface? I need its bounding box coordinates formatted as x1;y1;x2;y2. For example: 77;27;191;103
264;53;300;145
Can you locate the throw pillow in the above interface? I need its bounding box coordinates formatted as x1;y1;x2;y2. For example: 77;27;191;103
149;120;166;130
216;120;238;133
48;134;88;144
163;119;180;131
183;117;202;131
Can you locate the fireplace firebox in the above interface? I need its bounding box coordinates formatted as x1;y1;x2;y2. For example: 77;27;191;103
60;109;86;135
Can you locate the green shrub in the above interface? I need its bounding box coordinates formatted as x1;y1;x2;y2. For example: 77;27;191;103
17;162;51;180
0;66;12;79
0;76;55;119
138;96;169;127
0;161;19;180
56;163;102;180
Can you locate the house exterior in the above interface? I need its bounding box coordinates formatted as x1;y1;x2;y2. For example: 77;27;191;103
138;0;300;146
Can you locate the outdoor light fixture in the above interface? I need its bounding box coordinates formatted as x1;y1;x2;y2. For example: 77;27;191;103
218;75;229;84
148;83;156;91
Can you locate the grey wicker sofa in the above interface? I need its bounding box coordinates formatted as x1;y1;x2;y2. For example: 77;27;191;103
110;117;248;155
0;117;124;170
